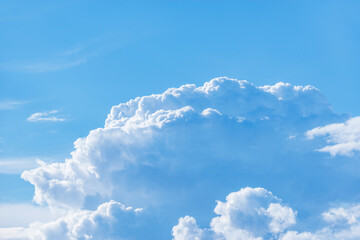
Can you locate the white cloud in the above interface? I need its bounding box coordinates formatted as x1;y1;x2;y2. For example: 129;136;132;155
0;77;354;238
172;216;204;240
0;227;30;240
21;77;337;209
173;188;360;240
306;116;360;156
322;204;360;225
27;110;66;122
0;200;142;240
280;203;360;240
173;187;296;240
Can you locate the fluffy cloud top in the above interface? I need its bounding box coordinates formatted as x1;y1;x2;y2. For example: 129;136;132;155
0;200;142;240
22;78;337;209
10;77;359;239
173;187;296;240
306;116;360;156
173;187;360;240
105;79;332;129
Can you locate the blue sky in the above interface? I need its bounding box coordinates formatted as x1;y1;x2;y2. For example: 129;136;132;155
1;1;360;239
1;0;360;159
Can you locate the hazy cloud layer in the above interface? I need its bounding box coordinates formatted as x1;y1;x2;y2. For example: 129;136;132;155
0;158;42;174
0;203;61;228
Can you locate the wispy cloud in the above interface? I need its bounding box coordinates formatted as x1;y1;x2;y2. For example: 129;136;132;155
22;58;87;73
0;42;92;73
0;157;41;174
1;35;123;73
0;203;62;228
0;100;26;110
27;110;66;122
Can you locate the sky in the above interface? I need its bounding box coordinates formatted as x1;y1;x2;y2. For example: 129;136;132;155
1;1;360;239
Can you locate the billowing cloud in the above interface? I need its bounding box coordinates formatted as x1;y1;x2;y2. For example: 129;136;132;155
22;78;339;208
0;200;142;240
27;110;66;122
172;187;296;240
306;116;360;156
2;77;356;239
173;187;360;240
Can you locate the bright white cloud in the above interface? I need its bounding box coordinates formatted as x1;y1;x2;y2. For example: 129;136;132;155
173;187;296;240
21;78;337;209
306;116;360;156
2;77;355;239
27;110;66;122
173;188;360;240
0;200;142;240
172;216;204;240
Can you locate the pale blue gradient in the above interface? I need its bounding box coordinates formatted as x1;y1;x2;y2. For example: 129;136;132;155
0;1;359;239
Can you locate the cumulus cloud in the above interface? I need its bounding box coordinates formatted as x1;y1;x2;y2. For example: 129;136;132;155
5;77;357;239
306;116;360;156
172;187;296;240
280;203;360;240
22;78;339;209
27;110;66;122
172;216;204;240
0;200;142;240
173;187;360;240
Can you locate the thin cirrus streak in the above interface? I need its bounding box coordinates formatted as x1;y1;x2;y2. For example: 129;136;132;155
0;36;125;73
0;100;27;110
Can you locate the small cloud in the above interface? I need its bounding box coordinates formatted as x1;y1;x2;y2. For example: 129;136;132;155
0;100;26;110
306;116;360;156
288;134;297;139
27;110;66;122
